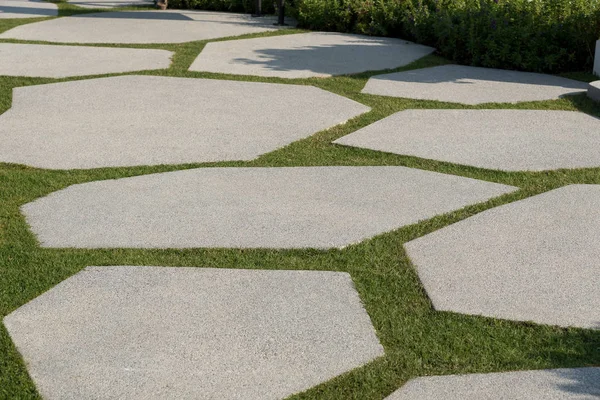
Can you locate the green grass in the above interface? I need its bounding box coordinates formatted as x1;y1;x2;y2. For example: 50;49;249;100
1;8;600;399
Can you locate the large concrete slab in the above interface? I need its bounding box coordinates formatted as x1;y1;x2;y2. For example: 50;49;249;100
68;0;152;9
4;266;384;399
588;81;600;102
0;10;282;44
21;167;516;249
362;65;588;104
387;368;600;400
334;110;600;171
0;0;57;19
0;75;368;169
405;185;600;330
0;43;172;78
189;32;435;78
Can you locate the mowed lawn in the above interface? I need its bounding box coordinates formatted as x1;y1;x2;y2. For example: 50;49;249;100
1;5;600;399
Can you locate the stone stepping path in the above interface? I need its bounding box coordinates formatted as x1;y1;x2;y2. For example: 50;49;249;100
0;43;172;78
0;0;57;18
362;65;588;104
405;185;600;330
189;32;435;78
4;266;384;399
67;0;152;8
21;167;515;249
0;10;282;44
386;368;600;399
334;110;600;171
0;75;368;169
588;81;600;102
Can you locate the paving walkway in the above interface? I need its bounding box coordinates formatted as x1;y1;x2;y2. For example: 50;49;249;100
67;0;152;8
189;32;435;78
362;65;588;104
405;185;600;330
334;110;600;171
0;0;57;18
0;43;172;78
0;76;368;168
387;368;600;399
0;10;283;43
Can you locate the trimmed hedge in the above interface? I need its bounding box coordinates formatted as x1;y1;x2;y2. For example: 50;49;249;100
169;0;600;73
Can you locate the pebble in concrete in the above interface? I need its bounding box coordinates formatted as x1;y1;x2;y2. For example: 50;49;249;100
386;368;600;400
21;167;516;249
0;75;369;169
405;185;600;330
0;10;282;44
334;110;600;171
362;65;588;104
189;32;435;78
0;0;57;19
588;81;600;103
0;43;172;78
4;266;384;399
67;0;152;9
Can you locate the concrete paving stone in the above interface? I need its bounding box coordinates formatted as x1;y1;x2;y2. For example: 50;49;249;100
0;10;284;44
588;81;600;102
386;368;600;400
68;0;152;9
405;185;600;330
4;266;384;399
21;166;516;249
362;65;588;104
0;43;172;78
334;110;600;171
0;75;369;169
189;32;435;78
0;0;57;18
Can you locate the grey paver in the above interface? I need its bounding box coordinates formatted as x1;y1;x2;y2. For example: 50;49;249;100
0;75;368;169
68;0;152;8
189;32;435;78
21;166;516;249
386;368;600;400
0;10;283;44
334;110;600;171
405;185;600;330
0;0;57;18
362;65;588;104
4;266;384;399
0;43;172;78
588;81;600;102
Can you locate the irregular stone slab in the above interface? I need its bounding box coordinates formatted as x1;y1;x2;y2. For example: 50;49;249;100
386;368;600;399
0;0;57;19
4;266;384;399
588;81;600;103
22;166;516;249
0;75;368;169
68;0;152;8
0;43;172;78
334;110;600;171
0;10;282;44
405;185;600;330
362;65;588;104
189;32;435;78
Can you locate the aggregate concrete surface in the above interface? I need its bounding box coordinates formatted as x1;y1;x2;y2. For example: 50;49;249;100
21;166;516;249
0;75;369;168
4;266;384;399
405;185;600;330
362;65;588;104
189;32;435;78
386;368;600;400
334;110;600;171
0;10;283;43
0;43;172;78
